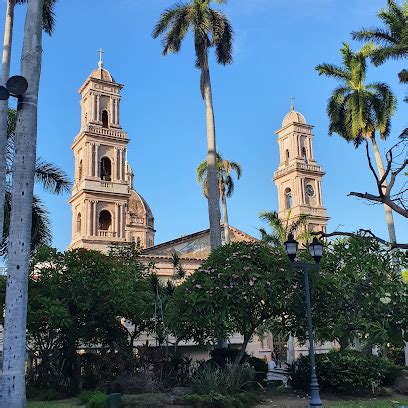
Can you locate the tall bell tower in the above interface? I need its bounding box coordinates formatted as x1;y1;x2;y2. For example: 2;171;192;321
69;52;155;252
273;103;329;234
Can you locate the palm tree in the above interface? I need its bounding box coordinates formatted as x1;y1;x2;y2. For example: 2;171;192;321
316;43;398;244
152;0;233;251
0;0;57;266
259;210;310;246
0;110;71;255
1;1;48;405
197;153;241;243
352;0;407;68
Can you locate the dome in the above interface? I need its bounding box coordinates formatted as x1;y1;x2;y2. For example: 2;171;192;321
127;190;154;227
89;67;115;83
282;109;306;127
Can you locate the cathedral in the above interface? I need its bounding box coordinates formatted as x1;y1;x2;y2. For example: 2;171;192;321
68;58;331;361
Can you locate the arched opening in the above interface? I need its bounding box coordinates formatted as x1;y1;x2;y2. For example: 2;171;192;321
100;157;112;181
76;213;82;233
302;147;308;164
78;160;83;180
99;210;112;231
285;149;290;165
102;110;109;128
137;237;141;248
285;188;292;209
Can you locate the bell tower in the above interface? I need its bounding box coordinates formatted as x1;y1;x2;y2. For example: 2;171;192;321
273;103;329;234
69;53;155;252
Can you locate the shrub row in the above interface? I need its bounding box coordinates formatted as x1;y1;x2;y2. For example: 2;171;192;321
290;350;403;394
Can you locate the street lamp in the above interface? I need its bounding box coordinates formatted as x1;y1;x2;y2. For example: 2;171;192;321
284;233;324;408
0;75;28;109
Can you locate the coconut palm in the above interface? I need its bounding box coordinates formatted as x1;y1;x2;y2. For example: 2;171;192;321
1;111;71;255
0;0;57;265
316;43;398;244
352;0;408;67
1;1;49;405
197;153;241;243
152;0;233;250
259;210;310;246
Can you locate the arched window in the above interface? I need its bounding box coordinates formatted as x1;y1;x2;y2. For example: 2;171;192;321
100;157;112;181
78;160;83;180
302;147;308;163
76;213;82;233
99;210;112;231
285;188;292;209
285;149;290;165
137;237;141;248
102;110;109;128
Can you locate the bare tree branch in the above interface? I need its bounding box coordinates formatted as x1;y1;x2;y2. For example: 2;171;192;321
313;229;408;249
351;138;408;217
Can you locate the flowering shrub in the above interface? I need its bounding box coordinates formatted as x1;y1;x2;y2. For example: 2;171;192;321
166;242;294;363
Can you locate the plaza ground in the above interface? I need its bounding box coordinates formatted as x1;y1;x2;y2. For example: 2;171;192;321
26;394;408;408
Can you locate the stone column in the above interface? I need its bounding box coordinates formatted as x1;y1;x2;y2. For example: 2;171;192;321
287;335;295;364
308;137;314;160
300;178;305;204
122;204;126;238
87;201;92;236
117;203;121;237
96;94;100;122
117;99;120;125
112;147;117;181
119;148;123;180
93;201;98;236
317;180;322;206
87;143;92;176
94;144;99;179
91;93;96;121
110;98;114;126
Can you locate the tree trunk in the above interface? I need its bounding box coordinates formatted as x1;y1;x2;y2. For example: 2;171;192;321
202;65;222;250
0;1;44;406
222;194;230;244
339;336;349;352
0;0;15;246
369;137;397;244
233;333;251;371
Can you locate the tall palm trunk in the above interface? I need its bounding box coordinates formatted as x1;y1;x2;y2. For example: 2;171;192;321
0;0;16;246
202;64;221;250
369;136;397;243
0;1;44;406
222;193;230;244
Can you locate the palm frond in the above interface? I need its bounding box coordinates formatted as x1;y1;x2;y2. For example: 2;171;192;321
16;0;57;35
152;4;185;38
35;160;72;194
208;9;233;65
315;63;350;81
162;6;191;55
1;191;51;257
352;27;398;45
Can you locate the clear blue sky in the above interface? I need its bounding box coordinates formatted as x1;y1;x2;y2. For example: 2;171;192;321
2;0;407;250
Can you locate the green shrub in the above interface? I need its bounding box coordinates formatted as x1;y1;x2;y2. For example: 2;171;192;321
182;392;258;408
207;348;267;383
26;387;65;401
78;390;96;404
290;350;403;394
121;393;166;407
86;391;108;408
191;364;256;395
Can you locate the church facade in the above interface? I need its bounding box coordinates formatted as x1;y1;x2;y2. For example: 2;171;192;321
68;60;333;362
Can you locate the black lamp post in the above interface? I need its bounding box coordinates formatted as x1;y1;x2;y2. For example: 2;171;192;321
284;233;324;408
0;75;28;108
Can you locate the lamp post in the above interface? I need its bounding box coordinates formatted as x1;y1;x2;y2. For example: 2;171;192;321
284;233;324;408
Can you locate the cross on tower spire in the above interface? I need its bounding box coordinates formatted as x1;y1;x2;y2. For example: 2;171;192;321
290;96;295;111
97;48;104;69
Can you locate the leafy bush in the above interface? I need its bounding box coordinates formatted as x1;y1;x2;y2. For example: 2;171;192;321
78;390;96;404
26;387;65;401
191;364;256;395
207;348;268;383
121;393;166;407
290;350;403;394
85;391;108;408
182;392;258;408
